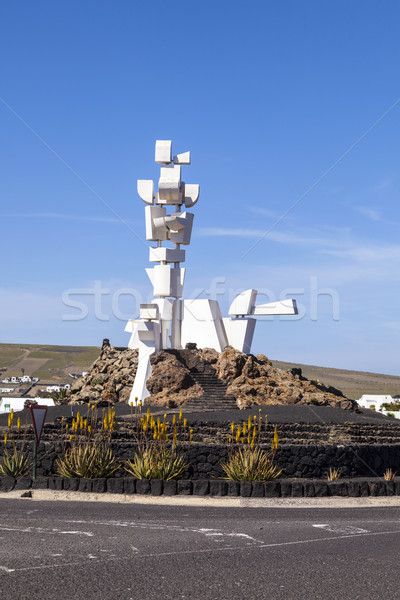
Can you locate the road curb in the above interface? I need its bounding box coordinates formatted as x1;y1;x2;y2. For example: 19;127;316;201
1;476;399;498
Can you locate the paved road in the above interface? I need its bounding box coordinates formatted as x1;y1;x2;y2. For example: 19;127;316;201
0;499;399;599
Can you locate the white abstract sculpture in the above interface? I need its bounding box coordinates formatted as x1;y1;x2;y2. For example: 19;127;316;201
126;140;298;403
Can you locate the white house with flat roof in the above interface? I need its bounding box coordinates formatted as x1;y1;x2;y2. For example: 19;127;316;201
358;395;393;410
0;398;55;414
358;394;400;419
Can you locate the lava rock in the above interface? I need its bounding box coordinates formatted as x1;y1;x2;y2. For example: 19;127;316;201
0;476;16;492
92;478;107;493
193;479;210;496
136;479;151;495
163;480;177;496
14;477;32;490
150;479;163;496
178;480;193;495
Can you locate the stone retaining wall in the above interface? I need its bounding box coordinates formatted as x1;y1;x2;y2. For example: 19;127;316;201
15;441;400;480
0;476;399;498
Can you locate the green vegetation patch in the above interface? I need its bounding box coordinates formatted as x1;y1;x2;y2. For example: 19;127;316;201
0;343;100;379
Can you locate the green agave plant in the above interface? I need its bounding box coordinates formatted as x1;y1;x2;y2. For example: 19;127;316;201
221;447;283;481
56;442;118;478
0;447;31;477
124;447;187;480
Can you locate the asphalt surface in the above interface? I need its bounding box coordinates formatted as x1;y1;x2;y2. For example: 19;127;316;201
0;499;399;599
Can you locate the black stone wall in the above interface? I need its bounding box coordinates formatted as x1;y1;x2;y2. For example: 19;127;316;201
17;441;400;480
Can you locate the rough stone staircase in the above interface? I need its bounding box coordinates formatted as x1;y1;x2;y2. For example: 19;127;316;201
184;370;237;411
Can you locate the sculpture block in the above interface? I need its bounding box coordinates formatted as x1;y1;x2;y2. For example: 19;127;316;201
173;151;191;165
145;205;168;241
181;299;228;352
168;212;194;245
252;299;298;315
183;183;200;208
147;265;185;298
137;180;154;205
158;165;182;204
223;317;256;354
139;304;160;321
228;289;258;316
149;247;186;263
155;140;172;164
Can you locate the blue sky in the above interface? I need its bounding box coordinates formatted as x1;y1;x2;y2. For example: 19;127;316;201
1;1;400;375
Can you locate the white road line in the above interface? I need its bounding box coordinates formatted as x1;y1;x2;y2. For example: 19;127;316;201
57;530;94;537
0;566;15;573
65;519;262;544
1;528;400;574
0;526;93;537
135;528;400;557
313;524;370;534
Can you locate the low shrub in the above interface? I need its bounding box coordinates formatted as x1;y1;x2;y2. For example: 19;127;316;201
381;401;400;411
326;467;341;481
383;468;396;481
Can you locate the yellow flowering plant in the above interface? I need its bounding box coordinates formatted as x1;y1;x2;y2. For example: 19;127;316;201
0;410;31;477
124;407;193;480
221;412;283;481
56;403;118;478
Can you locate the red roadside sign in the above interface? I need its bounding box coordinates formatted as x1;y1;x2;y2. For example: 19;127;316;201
29;405;48;445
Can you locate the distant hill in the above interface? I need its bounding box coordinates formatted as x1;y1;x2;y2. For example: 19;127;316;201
0;343;100;381
0;343;399;399
271;360;400;400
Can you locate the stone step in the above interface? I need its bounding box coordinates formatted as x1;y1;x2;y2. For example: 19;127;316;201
186;369;238;411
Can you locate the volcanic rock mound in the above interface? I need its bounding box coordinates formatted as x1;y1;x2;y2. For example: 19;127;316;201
69;342;356;410
69;341;138;404
213;346;354;409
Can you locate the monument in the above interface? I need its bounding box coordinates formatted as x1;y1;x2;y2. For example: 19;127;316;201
125;140;298;403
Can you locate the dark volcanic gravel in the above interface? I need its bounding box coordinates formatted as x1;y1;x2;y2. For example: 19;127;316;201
0;403;393;428
1;403;399;445
144;404;393;425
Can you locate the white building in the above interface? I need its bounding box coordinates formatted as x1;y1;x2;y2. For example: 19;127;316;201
358;394;400;419
46;386;61;393
0;397;55;414
358;394;393;410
